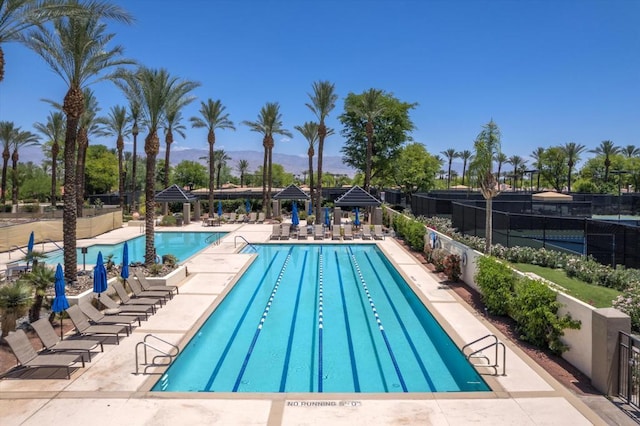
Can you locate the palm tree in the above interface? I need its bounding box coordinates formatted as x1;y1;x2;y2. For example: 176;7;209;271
114;66;199;265
75;88;100;216
0;121;19;204
97;105;130;210
0;280;32;337
243;102;292;218
622;145;640;158
590;140;620;183
34;111;65;206
295;121;319;209
24;8;132;283
163;104;191;189
306;81;337;223
470;120;501;254
214;149;230;189
530;147;545;191
190;99;235;217
441;148;458;189
10;128;39;205
458;150;472;186
507;155;526;191
347;88;383;192
128;100;141;212
23;264;54;323
494;152;508;189
562;142;586;193
236;159;249;188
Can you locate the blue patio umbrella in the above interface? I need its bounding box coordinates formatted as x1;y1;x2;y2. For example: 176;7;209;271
93;251;108;298
121;242;129;280
27;231;34;254
354;207;361;227
217;200;223;217
324;207;330;227
51;263;69;339
308;202;313;216
291;202;299;226
245;199;251;213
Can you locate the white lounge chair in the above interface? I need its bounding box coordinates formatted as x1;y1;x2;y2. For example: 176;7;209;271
343;224;354;240
270;224;281;240
298;226;308;240
314;225;324;240
332;226;341;240
361;226;372;240
257;212;265;223
373;225;385;240
280;225;291;240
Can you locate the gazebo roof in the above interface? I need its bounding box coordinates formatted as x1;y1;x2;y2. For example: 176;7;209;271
334;185;382;207
532;191;573;202
155;184;198;202
273;184;310;200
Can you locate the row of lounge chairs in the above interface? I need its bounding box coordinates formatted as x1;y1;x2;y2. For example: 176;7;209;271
2;269;178;379
202;211;266;226
269;224;386;241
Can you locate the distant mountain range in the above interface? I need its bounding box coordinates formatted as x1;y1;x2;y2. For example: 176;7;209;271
22;146;357;178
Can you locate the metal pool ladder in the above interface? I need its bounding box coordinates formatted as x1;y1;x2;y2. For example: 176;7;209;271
462;334;506;376
134;334;180;375
234;235;257;252
206;232;222;245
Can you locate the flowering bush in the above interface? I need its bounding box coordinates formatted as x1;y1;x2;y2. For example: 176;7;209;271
613;282;640;332
443;253;461;282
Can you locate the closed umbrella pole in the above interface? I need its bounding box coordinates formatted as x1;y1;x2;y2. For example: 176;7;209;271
217;201;223;217
51;263;69;339
291;202;299;226
121;242;129;280
93;251;108;299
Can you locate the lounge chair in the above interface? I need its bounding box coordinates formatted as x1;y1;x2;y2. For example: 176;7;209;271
373;225;385;240
298;226;308;240
31;318;103;362
227;212;237;223
332;226;342;240
4;329;85;379
133;269;178;295
78;301;140;333
248;212;257;223
237;213;246;223
97;293;153;320
201;214;209;227
361;226;372;240
280;225;291;240
343;224;354;240
270;224;281;240
112;281;163;309
314;225;324;240
127;277;172;302
66;305;129;344
257;212;265;223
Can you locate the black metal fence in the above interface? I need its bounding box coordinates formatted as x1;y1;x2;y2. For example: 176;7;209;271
618;331;640;411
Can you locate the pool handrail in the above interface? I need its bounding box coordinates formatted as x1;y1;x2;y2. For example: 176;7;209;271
135;333;180;375
234;235;257;252
462;334;506;376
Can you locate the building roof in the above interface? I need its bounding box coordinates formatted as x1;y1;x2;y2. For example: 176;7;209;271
334;185;382;207
155;184;198;203
272;184;310;200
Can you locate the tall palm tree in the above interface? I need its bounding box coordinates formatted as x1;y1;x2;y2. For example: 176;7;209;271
236;159;249;188
97;105;130;210
494;152;507;189
530;147;545;191
214;149;230;189
128;100;140;212
34;111;65;206
190;99;235;217
441;148;458;189
622;145;640;158
458;150;472;186
470;120;501;254
114;66;199;265
589;140;620;182
75;88;100;216
294;121;319;209
306;81;337;223
10;128;40;205
0;121;19;204
163;105;190;189
24;8;132;283
507;155;526;191
347;88;383;192
242;102;292;218
562;142;586;193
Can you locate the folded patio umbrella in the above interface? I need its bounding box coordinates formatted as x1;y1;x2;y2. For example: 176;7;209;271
121;242;129;280
292;202;299;226
93;251;108;298
324;207;330;227
27;231;34;254
354;207;360;226
245;199;251;213
51;263;69;339
217;201;223;217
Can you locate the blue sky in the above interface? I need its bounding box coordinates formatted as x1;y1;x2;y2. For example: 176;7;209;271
2;0;638;170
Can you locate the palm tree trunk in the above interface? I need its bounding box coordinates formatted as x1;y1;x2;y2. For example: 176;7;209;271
267;147;273;218
144;132;159;266
308;152;314;213
262;144;268;217
11;152;18;206
1;149;9;204
51;142;59;207
76;128;88;217
117;137;124;210
131;130;138;212
316;123;326;225
208;133;215;217
485;197;493;255
364;121;373;192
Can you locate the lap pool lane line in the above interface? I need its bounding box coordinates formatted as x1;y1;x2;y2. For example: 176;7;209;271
202;250;284;392
347;246;408;392
317;247;324;392
232;246;295;392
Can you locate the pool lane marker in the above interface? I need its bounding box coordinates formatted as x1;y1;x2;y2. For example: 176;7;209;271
347;247;408;392
232;246;294;392
317;247;324;392
335;250;361;392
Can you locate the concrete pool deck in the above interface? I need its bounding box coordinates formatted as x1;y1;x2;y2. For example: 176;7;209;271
0;222;627;425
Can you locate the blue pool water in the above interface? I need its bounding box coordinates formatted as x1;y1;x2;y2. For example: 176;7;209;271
45;232;225;265
153;244;489;393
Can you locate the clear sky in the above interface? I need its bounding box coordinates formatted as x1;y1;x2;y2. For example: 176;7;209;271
1;0;638;169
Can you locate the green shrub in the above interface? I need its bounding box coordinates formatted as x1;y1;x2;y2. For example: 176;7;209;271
162;254;179;267
160;215;177;226
613;282;640;332
443;253;461;282
475;256;516;315
431;248;447;273
509;276;581;354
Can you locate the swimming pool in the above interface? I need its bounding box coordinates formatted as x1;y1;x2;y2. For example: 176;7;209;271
45;232;225;265
153;244;489;393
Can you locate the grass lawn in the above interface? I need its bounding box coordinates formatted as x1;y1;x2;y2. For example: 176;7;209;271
511;263;621;308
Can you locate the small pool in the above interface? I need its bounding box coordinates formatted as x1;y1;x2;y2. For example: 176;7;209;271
45;232;225;265
153;244;489;393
